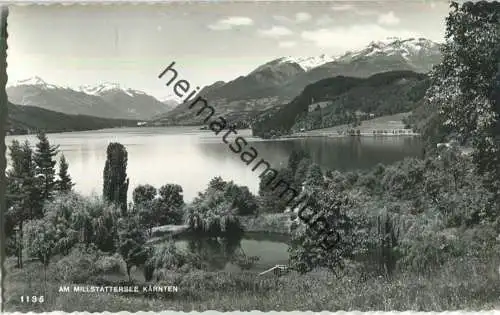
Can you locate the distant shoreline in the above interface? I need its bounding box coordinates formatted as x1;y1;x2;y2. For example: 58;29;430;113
282;132;420;139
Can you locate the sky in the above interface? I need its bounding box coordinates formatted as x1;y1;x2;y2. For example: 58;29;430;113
7;1;452;100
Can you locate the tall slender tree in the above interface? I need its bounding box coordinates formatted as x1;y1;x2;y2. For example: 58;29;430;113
55;154;74;192
33;131;59;201
103;142;129;216
1;7;9;302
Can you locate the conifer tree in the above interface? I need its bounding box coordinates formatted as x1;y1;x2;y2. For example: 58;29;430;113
33;131;59;201
6;140;43;268
55;154;74;192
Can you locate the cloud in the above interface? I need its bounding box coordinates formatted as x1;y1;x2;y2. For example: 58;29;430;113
377;11;400;26
278;41;297;48
300;24;420;51
258;26;294;38
295;12;312;23
272;12;312;24
208;16;254;31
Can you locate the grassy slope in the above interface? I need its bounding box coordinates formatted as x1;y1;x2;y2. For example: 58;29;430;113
4;256;500;312
6;103;139;134
289;112;414;137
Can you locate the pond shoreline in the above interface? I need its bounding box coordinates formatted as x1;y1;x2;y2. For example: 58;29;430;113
145;214;292;245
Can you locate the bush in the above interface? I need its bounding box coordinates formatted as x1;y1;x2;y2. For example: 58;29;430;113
95;253;124;274
53;245;100;283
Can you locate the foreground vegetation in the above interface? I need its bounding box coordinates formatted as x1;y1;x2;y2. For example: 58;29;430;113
3;1;500;311
5;252;500;312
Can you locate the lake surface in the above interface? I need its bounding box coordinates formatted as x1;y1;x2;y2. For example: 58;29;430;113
173;233;291;272
6;126;422;202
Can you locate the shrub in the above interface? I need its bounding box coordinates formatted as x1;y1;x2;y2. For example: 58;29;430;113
53;245;100;283
95;253;124;274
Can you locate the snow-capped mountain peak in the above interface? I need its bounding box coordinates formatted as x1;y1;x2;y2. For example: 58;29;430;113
79;83;148;97
16;76;47;86
279;54;336;71
79;82;121;95
337;37;441;63
14;76;60;89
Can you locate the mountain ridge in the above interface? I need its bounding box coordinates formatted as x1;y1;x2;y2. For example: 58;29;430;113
8;37;442;125
153;37;442;127
7;79;172;120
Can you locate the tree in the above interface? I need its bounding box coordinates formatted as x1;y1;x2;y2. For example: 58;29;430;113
132;184;158;236
305;163;324;187
103;143;129;216
185;186;243;239
145;241;188;280
24;218;59;284
117;216;150;281
294;158;312;187
203;177;258;216
289;187;356;274
133;185;156;236
157;184;184;225
426;1;500;192
208;176;226;191
375;212;400;276
0;7;9;278
132;184;157;206
33;131;59;201
287;149;311;175
6;140;43;268
55;154;74;192
258;168;296;213
223;182;258;216
42;193;120;253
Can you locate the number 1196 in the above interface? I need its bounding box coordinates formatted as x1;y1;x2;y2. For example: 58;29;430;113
20;296;44;303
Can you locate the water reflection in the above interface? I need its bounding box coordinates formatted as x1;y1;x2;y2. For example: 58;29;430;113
172;233;290;272
6;127;422;202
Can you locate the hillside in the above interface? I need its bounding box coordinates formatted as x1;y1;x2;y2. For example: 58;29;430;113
251;71;430;138
152;37;441;127
6;102;138;135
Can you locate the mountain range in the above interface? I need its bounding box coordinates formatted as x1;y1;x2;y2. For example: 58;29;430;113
153;37;442;126
7;77;177;120
6;37;442;130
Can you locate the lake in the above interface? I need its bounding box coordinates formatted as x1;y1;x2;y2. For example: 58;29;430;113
6;126;422;271
6;126;423;202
